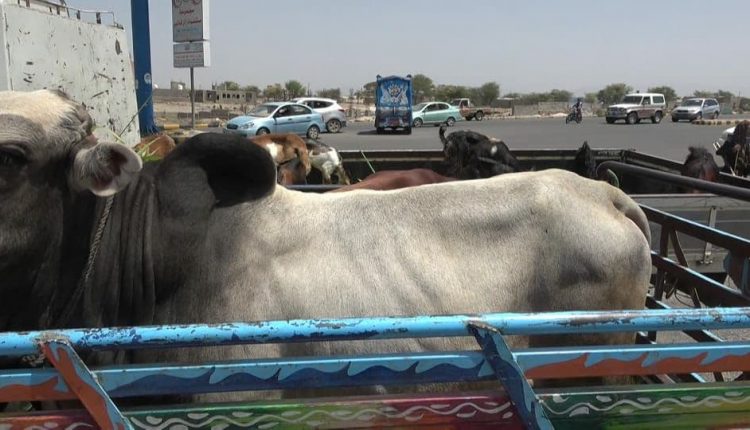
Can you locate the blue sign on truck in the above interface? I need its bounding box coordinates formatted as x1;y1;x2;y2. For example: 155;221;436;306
375;74;413;134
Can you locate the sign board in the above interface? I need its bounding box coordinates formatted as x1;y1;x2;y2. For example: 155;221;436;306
172;0;210;42
173;41;210;68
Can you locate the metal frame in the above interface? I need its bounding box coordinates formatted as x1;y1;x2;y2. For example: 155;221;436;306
3;307;750;429
39;339;131;430
470;322;554;429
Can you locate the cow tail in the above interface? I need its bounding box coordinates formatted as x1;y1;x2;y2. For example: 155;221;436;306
611;188;651;247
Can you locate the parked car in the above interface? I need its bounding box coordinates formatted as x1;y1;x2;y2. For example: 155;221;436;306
606;93;667;125
671;98;720;122
292;97;348;133
411;102;461;127
223;102;325;139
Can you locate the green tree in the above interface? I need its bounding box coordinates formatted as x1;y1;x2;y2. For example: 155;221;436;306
716;90;735;100
597;83;633;105
513;93;547;105
360;81;377;105
693;90;714;98
584;92;598;104
548;89;572;102
435;85;469;101
242;85;260;94
411;74;435;102
217;81;241;91
474;82;501;106
316;88;341;100
263;83;284;101
284;80;306;99
648;86;677;103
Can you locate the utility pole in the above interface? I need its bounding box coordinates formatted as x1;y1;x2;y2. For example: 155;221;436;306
130;0;158;135
190;67;195;129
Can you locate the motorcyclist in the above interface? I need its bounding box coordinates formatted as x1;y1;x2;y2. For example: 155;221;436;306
573;98;583;117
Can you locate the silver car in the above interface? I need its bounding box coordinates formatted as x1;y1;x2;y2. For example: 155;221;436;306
671;98;721;122
293;97;348;133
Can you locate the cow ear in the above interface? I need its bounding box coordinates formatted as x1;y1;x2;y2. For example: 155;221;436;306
156;132;276;209
72;142;143;196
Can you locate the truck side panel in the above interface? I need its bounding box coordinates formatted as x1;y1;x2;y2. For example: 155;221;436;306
0;3;140;146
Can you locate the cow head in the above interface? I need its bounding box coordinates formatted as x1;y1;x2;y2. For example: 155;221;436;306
0;90;141;329
1;91;279;331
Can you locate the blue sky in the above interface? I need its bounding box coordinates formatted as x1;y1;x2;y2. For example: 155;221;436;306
69;0;750;96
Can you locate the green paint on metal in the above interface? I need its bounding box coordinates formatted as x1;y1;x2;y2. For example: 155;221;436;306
3;384;750;429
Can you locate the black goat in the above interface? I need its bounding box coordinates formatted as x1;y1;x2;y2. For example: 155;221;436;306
439;124;520;179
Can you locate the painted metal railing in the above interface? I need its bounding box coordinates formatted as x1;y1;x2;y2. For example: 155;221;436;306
3;307;750;429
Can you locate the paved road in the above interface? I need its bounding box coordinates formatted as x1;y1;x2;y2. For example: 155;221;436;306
320;117;739;162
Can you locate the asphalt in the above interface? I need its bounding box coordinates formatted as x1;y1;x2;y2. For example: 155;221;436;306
318;116;743;162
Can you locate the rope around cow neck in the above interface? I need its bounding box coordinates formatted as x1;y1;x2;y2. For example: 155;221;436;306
40;195;115;329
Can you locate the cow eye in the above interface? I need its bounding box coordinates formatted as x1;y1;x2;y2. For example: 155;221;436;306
0;148;27;168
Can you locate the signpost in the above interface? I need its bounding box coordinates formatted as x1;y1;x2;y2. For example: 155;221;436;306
172;0;210;129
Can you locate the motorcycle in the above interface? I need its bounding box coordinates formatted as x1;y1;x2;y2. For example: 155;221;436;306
565;106;582;124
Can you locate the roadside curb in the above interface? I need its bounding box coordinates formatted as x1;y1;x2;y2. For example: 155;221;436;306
159;123;212;130
693;119;749;126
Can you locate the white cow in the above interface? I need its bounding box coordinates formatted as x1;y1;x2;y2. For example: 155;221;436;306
0;90;652;401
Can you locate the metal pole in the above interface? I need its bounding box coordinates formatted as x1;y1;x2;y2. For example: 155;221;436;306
597;161;750;202
190;66;195;129
130;0;159;136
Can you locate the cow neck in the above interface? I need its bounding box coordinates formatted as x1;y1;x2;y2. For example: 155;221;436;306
87;171;158;328
49;170;158;329
44;195;115;328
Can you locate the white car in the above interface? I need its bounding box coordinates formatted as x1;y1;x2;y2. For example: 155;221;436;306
671;98;721;122
292;97;348;133
606;93;667;125
713;126;736;153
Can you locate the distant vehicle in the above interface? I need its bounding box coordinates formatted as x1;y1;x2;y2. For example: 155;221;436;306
292;97;348;133
672;98;721;122
375;74;413;134
606;93;666;125
223;102;325;139
565;106;582;124
714;125;736;150
450;98;485;121
411;102;461;127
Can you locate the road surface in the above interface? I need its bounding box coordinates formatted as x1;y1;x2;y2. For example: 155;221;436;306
320;117;737;162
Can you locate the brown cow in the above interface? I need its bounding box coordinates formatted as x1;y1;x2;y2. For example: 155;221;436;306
133;133;176;159
249;133;311;175
277;157;308;186
329;168;455;192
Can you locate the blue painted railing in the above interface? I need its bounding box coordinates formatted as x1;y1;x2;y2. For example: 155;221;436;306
3;307;750;430
3;341;749;400
2;307;750;357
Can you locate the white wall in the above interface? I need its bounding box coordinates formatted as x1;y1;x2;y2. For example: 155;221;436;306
0;1;140;146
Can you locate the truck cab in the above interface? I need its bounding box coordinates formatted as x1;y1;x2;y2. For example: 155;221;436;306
450;98;485;121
